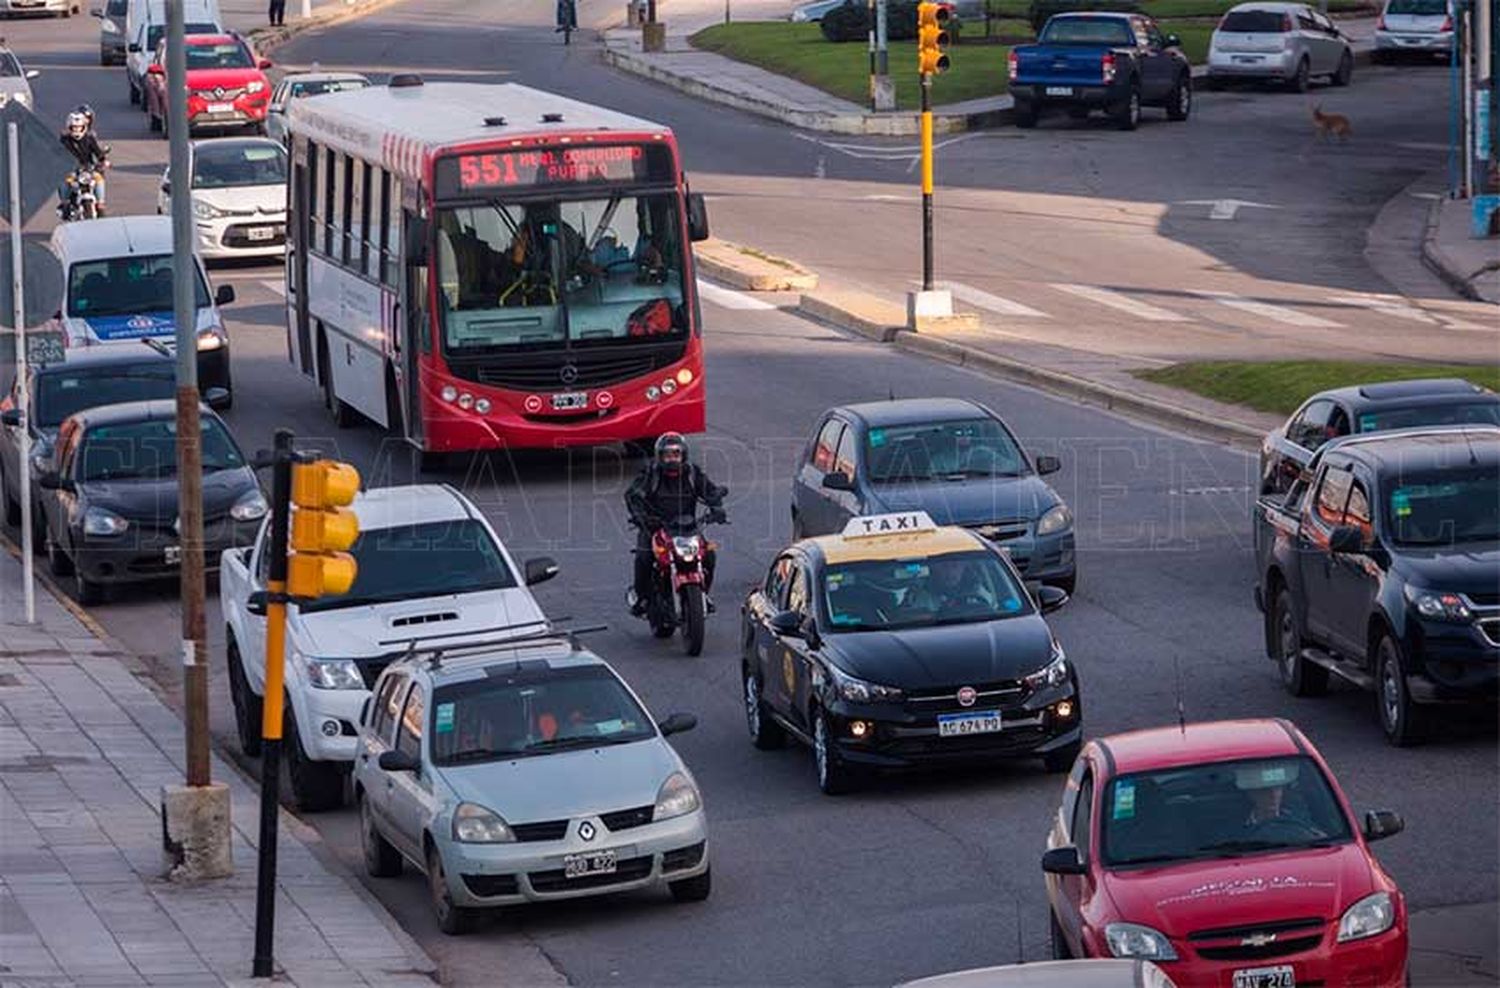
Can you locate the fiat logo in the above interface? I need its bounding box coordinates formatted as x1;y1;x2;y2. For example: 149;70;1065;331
523;395;543;414
957;686;977;707
559;364;579;386
578;821;596;842
596;391;614;409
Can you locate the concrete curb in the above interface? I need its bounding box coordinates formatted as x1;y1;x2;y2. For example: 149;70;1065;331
696;239;818;290
245;0;405;54
798;290;907;342
1419;196;1500;304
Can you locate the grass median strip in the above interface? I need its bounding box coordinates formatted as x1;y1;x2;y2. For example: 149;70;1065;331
1137;361;1500;416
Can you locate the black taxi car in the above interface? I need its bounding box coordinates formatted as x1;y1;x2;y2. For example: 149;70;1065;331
741;511;1079;794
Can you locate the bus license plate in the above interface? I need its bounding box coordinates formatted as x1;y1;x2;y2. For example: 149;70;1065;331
1045;86;1074;96
563;850;616;878
551;392;588;410
938;711;1002;738
1232;966;1294;988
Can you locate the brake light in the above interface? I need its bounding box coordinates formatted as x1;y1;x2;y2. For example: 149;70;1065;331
1440;14;1452;30
1007;49;1018;82
1101;51;1116;83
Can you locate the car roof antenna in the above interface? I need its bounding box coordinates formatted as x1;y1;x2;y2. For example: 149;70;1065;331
1173;651;1187;735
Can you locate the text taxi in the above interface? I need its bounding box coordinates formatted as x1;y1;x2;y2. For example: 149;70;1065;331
740;511;1081;794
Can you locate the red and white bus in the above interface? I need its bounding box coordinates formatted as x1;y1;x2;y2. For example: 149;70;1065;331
283;77;709;459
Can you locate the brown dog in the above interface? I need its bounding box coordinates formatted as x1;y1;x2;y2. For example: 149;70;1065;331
1312;105;1352;140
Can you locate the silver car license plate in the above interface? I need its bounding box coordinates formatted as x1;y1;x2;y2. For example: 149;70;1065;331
551;391;588;410
1232;966;1294;988
937;711;1002;737
1045;86;1074;96
563;850;617;878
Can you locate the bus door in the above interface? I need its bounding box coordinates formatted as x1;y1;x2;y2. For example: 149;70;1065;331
287;150;314;376
398;205;428;447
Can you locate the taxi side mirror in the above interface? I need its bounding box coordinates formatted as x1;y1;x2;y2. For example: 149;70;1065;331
1041;846;1086;875
1035;455;1061;475
1329;525;1365;554
769;610;802;637
1036;585;1069;614
822;471;853;491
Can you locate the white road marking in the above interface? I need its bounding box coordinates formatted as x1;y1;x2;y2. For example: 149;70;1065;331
935;281;1049;318
696;278;775;311
1329;293;1489;331
1190;290;1342;328
1048;283;1191;322
1176;198;1282;221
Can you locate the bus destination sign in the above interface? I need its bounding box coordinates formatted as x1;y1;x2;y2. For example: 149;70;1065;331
436;144;672;197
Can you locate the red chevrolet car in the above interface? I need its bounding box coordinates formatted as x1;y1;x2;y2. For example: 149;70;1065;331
1042;720;1408;988
145;33;272;138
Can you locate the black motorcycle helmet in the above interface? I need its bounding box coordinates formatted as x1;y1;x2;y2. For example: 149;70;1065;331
75;104;96;130
654;432;687;478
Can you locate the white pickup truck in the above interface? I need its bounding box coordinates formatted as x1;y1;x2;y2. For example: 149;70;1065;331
220;483;559;811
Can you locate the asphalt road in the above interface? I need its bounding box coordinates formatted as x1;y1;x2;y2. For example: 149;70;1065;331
1;3;1495;986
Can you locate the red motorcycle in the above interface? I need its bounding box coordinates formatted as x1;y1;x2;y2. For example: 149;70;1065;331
631;511;723;656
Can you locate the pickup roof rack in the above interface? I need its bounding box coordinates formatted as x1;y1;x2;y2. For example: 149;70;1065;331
375;620;609;669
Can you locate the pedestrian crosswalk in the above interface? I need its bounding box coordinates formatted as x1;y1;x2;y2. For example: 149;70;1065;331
1048;283;1191;322
1188;289;1345;329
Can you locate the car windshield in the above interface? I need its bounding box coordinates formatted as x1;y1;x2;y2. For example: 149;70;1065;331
299;519;518;613
77;416;243;481
147;24;217;51
1041;16;1135;44
185;41;252;70
193;142;286;189
1101;756;1353;868
288;77;367;98
435;192;687;353
865;417;1028;482
36;364;176;428
430;664;656;765
66;254;210;319
1219;9;1289;31
1386;0;1446;13
1358;401;1500;432
822;550;1031;631
1387;469;1500;546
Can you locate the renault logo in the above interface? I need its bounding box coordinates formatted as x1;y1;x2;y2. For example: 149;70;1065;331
213;86;225;98
578;821;596;842
559;363;579;386
1241;932;1277;948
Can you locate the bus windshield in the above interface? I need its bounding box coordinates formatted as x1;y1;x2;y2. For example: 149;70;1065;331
434;192;687;353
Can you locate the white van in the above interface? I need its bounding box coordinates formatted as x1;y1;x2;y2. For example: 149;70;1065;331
48;216;235;407
123;0;221;105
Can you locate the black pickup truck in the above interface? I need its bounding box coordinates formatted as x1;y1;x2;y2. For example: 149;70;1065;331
1254;426;1500;746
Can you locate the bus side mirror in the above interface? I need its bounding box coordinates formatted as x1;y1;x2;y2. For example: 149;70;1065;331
686;192;710;242
405;217;428;265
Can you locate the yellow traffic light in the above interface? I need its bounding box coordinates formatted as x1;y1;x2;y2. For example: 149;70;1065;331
287;460;360;599
917;2;950;75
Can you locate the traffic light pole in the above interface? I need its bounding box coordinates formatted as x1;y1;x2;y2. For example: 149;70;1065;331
921;72;934;291
253;428;294;979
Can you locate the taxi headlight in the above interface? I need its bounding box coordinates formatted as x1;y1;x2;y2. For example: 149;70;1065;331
230;491;268;522
452;802;514;843
827;663;903;704
1337;892;1395;943
1036;503;1074;536
1104;922;1177;961
653;771;701;821
1024;644;1069;691
83;507;129;537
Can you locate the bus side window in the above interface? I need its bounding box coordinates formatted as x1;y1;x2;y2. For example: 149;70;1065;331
322;150;337;257
339;155;355;266
306;141;320;255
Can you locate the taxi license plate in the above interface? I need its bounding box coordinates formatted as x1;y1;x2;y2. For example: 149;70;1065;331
208;102;234;113
938;711;1001;738
551;391;588;410
164;545;182;565
246;226;277;242
563;850;616;879
1232;966;1294;988
1234;55;1260;62
1045;86;1074;96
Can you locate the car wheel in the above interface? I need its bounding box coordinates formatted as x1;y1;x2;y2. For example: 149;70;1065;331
1049;909;1073;960
1288;57;1310;93
286;710;347;812
360;792;403;878
1043;739;1081;774
1273;588;1327;697
1166;73;1192;120
745;667;786;750
1332;50;1353;86
1377;634;1425;747
427;844;477;935
1;461;19;527
1112;83;1141;130
813;707;857;795
668;864;712;903
226;635;263;757
1014;101;1040;129
46;533;73;577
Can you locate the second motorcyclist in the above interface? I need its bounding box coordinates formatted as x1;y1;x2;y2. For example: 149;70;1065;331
625;433;727;615
59;107;110;217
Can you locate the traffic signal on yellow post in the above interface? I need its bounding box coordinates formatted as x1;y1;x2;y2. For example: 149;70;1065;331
917;2;950;75
287;460;360;598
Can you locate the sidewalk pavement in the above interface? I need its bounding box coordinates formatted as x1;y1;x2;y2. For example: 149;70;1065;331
0;546;438;987
1423;194;1500;305
602;0;1377;135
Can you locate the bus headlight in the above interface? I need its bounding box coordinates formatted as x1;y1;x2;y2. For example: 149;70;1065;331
440;385;458;403
474;398;491;414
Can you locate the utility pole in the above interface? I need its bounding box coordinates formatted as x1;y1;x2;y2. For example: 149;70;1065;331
7;121;32;625
870;0;894;110
1489;0;1499;192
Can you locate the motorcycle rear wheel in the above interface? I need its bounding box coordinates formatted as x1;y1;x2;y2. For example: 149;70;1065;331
680;584;705;657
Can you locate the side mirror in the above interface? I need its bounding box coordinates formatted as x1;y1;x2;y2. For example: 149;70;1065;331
24;70;39;80
215;284;236;305
378;749;420;772
160;180;170;194
524;556;559;586
204;386;230;408
1363;809;1404;842
1041;846;1087;875
147;62;164;75
686;191;710;242
405;216;429;265
258;58;273;70
1164;32;1181;47
0;408;19;427
769;609;803;637
1329;525;1365;554
127;42;141;52
657;712;698;737
821;470;854;491
1036;584;1070;614
245;590;268;616
38;471;71;492
1035;454;1061;476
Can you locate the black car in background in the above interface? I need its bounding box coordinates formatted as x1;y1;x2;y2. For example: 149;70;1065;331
36;399;264;604
1258;378;1500;496
1254;426;1500;745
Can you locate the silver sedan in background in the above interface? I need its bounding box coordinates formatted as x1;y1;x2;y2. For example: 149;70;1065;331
1206;1;1354;91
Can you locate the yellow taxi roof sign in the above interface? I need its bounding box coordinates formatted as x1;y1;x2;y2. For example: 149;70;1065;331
842;511;938;539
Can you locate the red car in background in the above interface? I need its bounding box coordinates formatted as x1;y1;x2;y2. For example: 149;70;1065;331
145;33;272;138
1042;720;1408;988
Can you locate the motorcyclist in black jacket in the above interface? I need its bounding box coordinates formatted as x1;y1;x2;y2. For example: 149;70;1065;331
625;433;727;615
59;108;110;216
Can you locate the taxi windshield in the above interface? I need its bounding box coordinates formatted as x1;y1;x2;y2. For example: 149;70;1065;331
822;550;1030;631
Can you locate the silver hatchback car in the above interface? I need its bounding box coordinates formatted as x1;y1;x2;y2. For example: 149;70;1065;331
353;634;711;934
1207;1;1354;91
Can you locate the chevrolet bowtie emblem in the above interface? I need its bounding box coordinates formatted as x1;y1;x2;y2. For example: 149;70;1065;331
1241;932;1277;948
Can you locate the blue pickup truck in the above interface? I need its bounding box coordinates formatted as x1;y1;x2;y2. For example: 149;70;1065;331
1007;12;1194;129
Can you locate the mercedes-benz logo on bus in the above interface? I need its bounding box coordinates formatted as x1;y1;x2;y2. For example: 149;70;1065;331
559;364;579;386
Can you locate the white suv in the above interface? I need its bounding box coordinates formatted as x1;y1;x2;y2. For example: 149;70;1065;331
220;483;559;811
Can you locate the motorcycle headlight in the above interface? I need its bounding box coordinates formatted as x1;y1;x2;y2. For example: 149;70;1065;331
452;802;514;843
247;80;266;93
1405;587;1472;622
1037;503;1074;536
230;491;268;522
192;199;227;221
1337;891;1395;943
671;535;700;561
1024;642;1070;691
197;328;226;352
653;771;701;821
82;507;129;537
827;664;904;704
300;652;364;690
1104;922;1178;961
